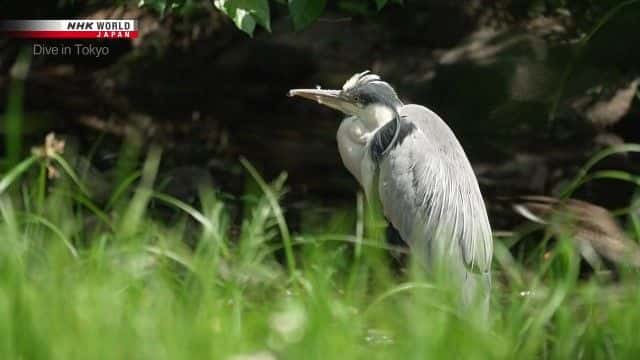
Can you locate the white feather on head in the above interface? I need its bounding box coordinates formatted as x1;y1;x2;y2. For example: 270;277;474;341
342;70;382;92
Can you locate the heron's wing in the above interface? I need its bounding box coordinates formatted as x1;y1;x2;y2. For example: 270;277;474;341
375;104;492;273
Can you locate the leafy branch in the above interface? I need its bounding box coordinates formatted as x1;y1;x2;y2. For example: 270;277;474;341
139;0;398;36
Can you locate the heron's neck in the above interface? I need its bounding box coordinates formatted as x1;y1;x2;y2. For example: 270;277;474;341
358;104;397;132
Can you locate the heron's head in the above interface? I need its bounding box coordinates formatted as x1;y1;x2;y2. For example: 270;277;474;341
288;71;403;130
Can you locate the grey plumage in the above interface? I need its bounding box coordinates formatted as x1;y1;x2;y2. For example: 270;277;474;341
288;71;493;313
377;105;492;273
375;105;492;308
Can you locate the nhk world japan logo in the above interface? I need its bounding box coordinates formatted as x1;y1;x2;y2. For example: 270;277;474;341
0;20;138;39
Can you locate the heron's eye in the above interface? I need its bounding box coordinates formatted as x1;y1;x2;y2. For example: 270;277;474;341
353;95;360;102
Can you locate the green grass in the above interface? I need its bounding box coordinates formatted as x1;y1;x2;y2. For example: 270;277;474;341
1;145;640;359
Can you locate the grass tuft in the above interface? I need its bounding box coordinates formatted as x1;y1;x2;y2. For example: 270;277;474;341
0;142;640;358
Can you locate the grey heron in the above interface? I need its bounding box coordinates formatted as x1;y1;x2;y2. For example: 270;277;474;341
289;71;493;311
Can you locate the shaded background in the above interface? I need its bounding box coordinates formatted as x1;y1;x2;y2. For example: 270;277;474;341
1;0;640;233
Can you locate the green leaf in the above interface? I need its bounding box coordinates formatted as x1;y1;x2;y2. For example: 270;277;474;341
373;0;387;10
288;0;327;30
233;8;257;36
214;0;271;36
338;0;371;16
138;0;185;16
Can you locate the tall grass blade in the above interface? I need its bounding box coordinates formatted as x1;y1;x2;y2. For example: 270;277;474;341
23;213;78;258
145;245;194;273
3;48;31;169
106;171;141;210
355;191;364;259
631;191;640;241
153;192;230;257
365;282;453;315
559;144;640;198
51;154;92;197
240;157;296;277
582;170;640;187
59;190;114;230
0;156;38;195
119;147;161;238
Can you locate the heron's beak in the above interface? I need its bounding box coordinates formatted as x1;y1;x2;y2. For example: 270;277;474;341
288;88;355;114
